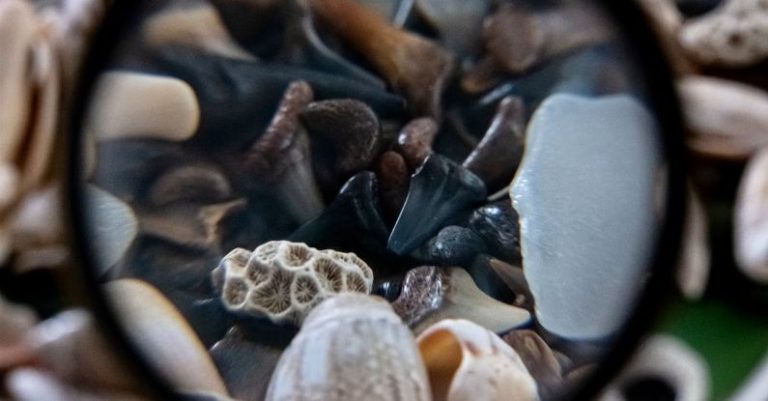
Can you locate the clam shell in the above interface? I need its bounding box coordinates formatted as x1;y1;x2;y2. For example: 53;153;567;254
104;279;230;397
265;293;431;401
417;319;539;401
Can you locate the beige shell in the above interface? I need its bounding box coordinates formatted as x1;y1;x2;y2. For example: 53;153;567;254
417;319;539;401
212;241;374;325
104;279;230;397
680;0;768;67
86;71;200;142
265;293;431;401
678;184;710;298
735;148;768;283
679;76;768;159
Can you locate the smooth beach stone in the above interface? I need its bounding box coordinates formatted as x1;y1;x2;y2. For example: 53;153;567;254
510;93;659;340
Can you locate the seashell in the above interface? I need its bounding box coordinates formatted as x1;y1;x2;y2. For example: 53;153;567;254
245;81;324;225
211;241;374;325
468;200;522;265
415;0;490;56
140;199;246;253
309;0;454;118
375;150;410;222
86;72;200;143
417;319;539;401
502;330;563;400
83;185;139;275
9;185;65;258
396;117;439;171
679;183;710;298
0;0;37;162
105;279;230;397
300;99;381;178
598;335;710;401
289;172;390;258
265;293;431;401
679;0;768;67
415;225;488;266
510;93;659;340
679;75;768;159
147;163;233;208
142;1;254;60
6;368;149;401
389;154;486;255
462;96;526;191
27;309;140;391
735;148;768;284
210;326;283;401
392;266;530;335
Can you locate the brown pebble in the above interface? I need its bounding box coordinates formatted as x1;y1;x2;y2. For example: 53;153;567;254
375;151;410;222
396;117;438;170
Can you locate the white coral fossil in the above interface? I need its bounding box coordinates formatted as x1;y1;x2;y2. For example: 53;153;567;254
212;241;374;325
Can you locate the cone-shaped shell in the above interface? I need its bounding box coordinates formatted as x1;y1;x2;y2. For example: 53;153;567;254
417;319;539;401
265;293;431;401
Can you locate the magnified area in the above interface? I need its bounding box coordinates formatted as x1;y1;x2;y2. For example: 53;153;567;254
79;0;665;400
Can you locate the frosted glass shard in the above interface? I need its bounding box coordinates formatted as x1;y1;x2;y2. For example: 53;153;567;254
510;93;659;340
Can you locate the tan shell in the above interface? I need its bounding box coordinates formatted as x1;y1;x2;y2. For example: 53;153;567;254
104;279;230;397
143;2;254;60
265;293;432;401
735;148;768;283
86;71;200;142
212;241;374;325
417;319;539;401
679;76;768;159
680;0;768;67
679;184;710;298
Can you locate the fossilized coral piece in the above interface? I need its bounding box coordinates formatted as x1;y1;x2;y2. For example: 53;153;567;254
212;241;374;325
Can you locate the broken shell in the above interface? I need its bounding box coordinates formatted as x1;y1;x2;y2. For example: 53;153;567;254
511;93;659;340
396;117;439;171
300;99;381;178
87;72;200;142
105;279;230;396
142;2;254;60
84;185;139;274
389;154;487;255
265;293;431;401
680;0;768;67
502;330;563;400
211;241;374;325
462;96;526;191
289;172;389;257
598;335;710;401
0;0;37;162
392;266;530;335
147;164;233;208
246;81;324;224
210;326;283;401
417;319;538;401
309;0;454;118
468;200;522;265
735;148;768;284
679;184;710;298
376;150;410;222
679;75;768;159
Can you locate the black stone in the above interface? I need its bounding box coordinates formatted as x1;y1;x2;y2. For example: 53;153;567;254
415;225;488;266
469;200;522;265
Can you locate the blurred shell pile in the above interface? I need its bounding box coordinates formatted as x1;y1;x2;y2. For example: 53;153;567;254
211;241;374;325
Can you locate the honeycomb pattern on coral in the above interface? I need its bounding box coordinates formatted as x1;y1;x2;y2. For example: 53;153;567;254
212;241;374;325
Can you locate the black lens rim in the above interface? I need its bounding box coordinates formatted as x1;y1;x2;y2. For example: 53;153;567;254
65;0;686;400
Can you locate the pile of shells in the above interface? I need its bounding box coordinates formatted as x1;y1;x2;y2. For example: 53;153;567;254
76;0;669;400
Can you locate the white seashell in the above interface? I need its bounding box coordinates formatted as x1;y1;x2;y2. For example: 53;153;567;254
735;148;768;283
212;241;374;325
86;71;200;142
104;279;230;397
598;335;710;401
417;319;539;401
265;293;431;401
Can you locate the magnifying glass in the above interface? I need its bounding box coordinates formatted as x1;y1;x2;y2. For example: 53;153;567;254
68;0;684;399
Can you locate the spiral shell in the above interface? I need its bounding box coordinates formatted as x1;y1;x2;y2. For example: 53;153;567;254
265;293;431;401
